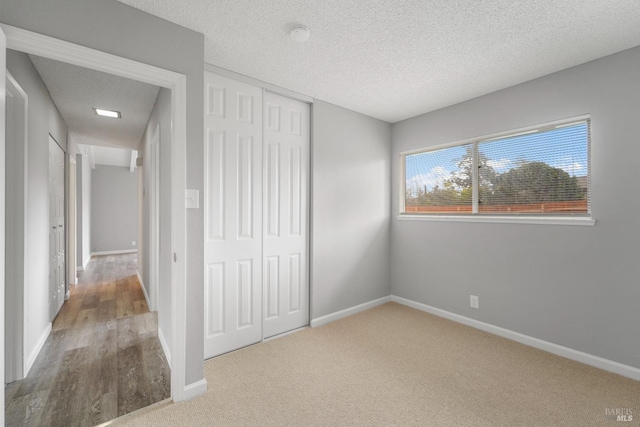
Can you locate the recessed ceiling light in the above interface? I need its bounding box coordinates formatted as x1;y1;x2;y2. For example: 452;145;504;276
290;25;310;43
93;107;121;118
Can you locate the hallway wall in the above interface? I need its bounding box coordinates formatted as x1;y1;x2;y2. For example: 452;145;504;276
6;49;69;371
138;88;173;362
90;165;137;253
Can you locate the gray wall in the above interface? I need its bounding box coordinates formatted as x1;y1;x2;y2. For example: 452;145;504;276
90;165;137;253
391;46;640;370
138;88;173;360
6;49;68;363
312;100;392;319
1;0;205;385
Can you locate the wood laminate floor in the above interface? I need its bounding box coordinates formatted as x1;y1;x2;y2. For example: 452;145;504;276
5;254;171;427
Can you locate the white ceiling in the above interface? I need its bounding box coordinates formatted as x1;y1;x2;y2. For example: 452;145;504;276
116;0;640;123
29;54;160;149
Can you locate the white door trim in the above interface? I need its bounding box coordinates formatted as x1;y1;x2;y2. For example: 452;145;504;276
67;154;76;290
1;26;7;424
149;125;160;312
1;23;191;401
5;70;28;382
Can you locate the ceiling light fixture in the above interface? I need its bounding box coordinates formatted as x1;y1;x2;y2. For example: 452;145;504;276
290;25;311;43
93;107;121;118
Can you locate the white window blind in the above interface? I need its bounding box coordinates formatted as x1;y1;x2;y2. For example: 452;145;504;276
403;119;590;216
405;144;473;213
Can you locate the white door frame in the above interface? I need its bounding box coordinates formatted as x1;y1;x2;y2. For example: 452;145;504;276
4;70;28;382
149;124;160;311
1;23;190;401
1;26;8;424
67;155;76;291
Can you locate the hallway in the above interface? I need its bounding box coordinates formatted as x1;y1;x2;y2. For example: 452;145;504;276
5;254;170;427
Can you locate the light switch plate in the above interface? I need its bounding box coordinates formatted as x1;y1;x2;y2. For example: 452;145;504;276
185;189;199;209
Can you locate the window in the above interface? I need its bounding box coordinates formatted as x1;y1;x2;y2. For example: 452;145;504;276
401;118;591;220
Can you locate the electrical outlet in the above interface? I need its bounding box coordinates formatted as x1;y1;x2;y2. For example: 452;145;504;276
470;295;479;309
132;241;136;247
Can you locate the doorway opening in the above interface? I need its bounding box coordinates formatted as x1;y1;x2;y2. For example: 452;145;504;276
2;23;190;425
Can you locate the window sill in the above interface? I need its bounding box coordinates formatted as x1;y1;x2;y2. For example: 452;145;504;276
397;214;596;226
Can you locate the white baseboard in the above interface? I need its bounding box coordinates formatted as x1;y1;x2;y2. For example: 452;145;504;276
77;255;91;271
91;249;137;256
158;327;172;369
137;271;152;310
183;379;207;400
310;295;391;328
391;295;640;381
24;322;52;376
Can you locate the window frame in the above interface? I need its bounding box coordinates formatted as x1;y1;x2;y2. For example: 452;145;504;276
398;115;595;226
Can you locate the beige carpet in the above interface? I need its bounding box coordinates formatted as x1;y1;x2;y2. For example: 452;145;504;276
114;302;639;426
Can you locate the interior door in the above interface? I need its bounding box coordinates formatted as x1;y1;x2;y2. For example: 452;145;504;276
49;135;65;319
263;92;310;338
204;71;263;358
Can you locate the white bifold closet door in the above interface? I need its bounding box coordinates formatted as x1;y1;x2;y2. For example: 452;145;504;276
262;92;309;339
204;71;309;359
204;73;264;359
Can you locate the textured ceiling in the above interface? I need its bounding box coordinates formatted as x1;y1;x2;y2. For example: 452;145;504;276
116;0;640;123
29;55;160;149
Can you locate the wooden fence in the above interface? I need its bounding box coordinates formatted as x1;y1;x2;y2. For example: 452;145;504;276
404;200;588;214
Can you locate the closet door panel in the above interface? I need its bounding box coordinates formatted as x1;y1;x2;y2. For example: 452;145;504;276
204;72;263;359
263;92;310;339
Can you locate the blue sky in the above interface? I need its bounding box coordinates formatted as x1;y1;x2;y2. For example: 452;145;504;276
406;123;588;192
